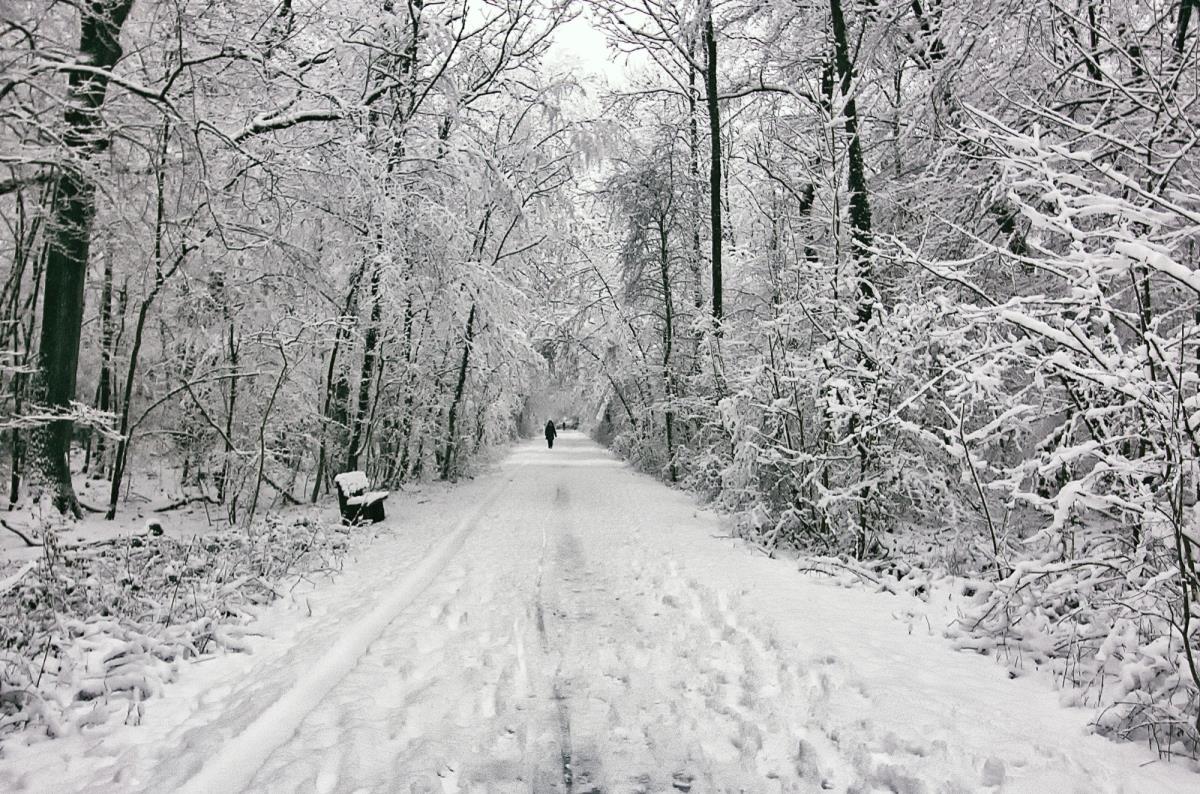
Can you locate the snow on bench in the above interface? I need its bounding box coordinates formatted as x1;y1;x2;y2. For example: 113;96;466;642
346;491;389;507
333;471;388;524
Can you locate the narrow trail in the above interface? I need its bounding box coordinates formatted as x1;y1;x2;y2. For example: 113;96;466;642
5;434;1196;792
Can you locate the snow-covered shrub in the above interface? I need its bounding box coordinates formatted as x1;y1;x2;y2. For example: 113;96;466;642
931;95;1200;754
710;286;1010;568
950;545;1199;755
0;511;354;740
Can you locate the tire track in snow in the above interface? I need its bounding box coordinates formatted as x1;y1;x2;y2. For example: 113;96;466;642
176;479;509;794
531;594;576;792
535;483;583;793
553;680;575;792
550;485;577;793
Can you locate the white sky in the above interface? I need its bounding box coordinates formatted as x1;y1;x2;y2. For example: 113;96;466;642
545;7;630;87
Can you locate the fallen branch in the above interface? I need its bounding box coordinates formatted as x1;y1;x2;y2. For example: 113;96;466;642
0;518;42;547
797;557;881;584
259;472;302;506
154;494;219;513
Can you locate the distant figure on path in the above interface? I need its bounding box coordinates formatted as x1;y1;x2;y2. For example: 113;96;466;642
544;419;557;449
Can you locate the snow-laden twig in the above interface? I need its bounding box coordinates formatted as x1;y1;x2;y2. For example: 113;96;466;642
0;561;38;596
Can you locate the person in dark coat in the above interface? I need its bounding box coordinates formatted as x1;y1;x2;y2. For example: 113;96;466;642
544;419;557;448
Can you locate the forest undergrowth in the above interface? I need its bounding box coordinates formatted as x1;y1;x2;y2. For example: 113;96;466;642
0;509;355;742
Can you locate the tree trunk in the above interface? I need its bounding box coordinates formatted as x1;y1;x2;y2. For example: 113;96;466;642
219;322;239;510
346;262;383;471
829;0;876;327
30;0;137;516
829;0;878;558
703;6;723;330
688;34;705;375
104;292;152;520
311;260;366;500
1178;0;1196;53
659;222;677;482
246;345;289;528
90;244;115;478
397;290;417;480
440;303;476;481
1085;3;1103;80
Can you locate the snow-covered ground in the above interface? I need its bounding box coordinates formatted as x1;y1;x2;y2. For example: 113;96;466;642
1;432;1196;792
1;463;233;566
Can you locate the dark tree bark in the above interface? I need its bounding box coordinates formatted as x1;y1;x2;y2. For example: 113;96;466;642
396;288;418;480
89;245;115;478
829;0;876;327
219;319;239;513
413;334;453;480
688;32;705;374
829;0;879;559
658;221;677;482
29;0;136;515
1178;0;1197;53
311;262;365;500
703;7;723;330
440;302;476;480
1085;3;1103;80
346;262;382;471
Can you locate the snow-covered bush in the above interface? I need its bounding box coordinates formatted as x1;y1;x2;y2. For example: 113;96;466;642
926;93;1200;752
950;545;1199;755
0;511;354;740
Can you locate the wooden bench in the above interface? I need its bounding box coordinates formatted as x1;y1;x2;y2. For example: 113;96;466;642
333;471;388;525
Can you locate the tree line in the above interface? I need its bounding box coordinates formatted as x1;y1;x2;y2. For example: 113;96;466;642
3;0;1200;752
2;0;583;524
558;0;1200;749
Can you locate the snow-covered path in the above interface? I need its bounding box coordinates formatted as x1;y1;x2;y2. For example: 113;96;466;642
4;434;1197;792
